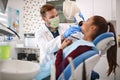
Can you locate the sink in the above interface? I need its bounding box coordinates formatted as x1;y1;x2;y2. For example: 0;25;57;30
0;60;40;80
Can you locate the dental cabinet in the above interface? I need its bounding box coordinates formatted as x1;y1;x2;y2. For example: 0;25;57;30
15;46;40;62
15;33;40;62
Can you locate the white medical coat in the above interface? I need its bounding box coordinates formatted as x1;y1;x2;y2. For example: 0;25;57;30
35;23;70;64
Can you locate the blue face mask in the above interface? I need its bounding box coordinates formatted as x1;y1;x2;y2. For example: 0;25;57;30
49;16;60;28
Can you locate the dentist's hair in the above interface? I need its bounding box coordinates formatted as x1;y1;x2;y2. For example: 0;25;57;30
40;4;55;17
92;15;118;76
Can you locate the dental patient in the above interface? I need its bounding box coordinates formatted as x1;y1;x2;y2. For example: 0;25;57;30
55;15;118;79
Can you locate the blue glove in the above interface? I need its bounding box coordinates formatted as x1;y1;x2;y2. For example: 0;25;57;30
64;25;81;38
74;12;85;23
79;12;85;21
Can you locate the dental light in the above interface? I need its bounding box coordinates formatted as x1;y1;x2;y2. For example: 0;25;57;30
63;0;79;20
63;0;84;25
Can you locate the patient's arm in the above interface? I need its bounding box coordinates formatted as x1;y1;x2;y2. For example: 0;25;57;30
60;38;72;49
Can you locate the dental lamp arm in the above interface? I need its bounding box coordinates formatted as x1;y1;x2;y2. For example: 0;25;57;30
7;27;20;39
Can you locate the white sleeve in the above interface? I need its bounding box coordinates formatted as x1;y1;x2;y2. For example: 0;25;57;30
35;29;62;64
46;35;61;54
35;30;47;63
35;30;61;54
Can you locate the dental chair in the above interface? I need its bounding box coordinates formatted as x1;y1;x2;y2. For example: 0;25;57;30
57;32;115;80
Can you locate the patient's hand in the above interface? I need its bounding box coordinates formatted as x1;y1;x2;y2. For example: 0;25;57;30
60;39;72;49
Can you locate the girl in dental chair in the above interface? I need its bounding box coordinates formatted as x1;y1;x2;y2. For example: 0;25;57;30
55;15;118;79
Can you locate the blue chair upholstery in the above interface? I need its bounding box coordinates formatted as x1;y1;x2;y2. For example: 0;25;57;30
93;32;115;55
93;32;114;45
57;32;115;80
90;70;100;80
58;50;99;80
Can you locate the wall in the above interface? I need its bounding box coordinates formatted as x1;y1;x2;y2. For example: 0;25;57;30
76;0;116;21
23;0;46;33
5;0;46;59
76;0;93;20
116;0;120;79
7;0;46;37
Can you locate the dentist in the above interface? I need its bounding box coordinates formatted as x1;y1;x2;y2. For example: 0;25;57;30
35;4;70;80
35;3;84;80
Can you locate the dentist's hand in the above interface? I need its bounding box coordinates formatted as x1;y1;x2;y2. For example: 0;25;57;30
64;25;81;38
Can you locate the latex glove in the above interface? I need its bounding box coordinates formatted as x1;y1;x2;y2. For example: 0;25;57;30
79;12;85;21
64;25;81;38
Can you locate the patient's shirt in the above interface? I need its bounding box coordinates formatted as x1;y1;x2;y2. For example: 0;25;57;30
63;39;95;58
55;39;97;79
55;45;93;79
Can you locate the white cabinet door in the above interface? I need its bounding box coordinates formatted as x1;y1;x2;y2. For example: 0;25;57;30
111;0;116;20
76;0;116;20
76;0;94;20
93;0;112;20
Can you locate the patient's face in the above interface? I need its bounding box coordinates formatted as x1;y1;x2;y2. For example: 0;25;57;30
81;17;94;34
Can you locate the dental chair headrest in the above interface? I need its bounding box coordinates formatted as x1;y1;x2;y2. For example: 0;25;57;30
93;32;115;55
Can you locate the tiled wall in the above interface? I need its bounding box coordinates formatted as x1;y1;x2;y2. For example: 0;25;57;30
23;0;46;33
